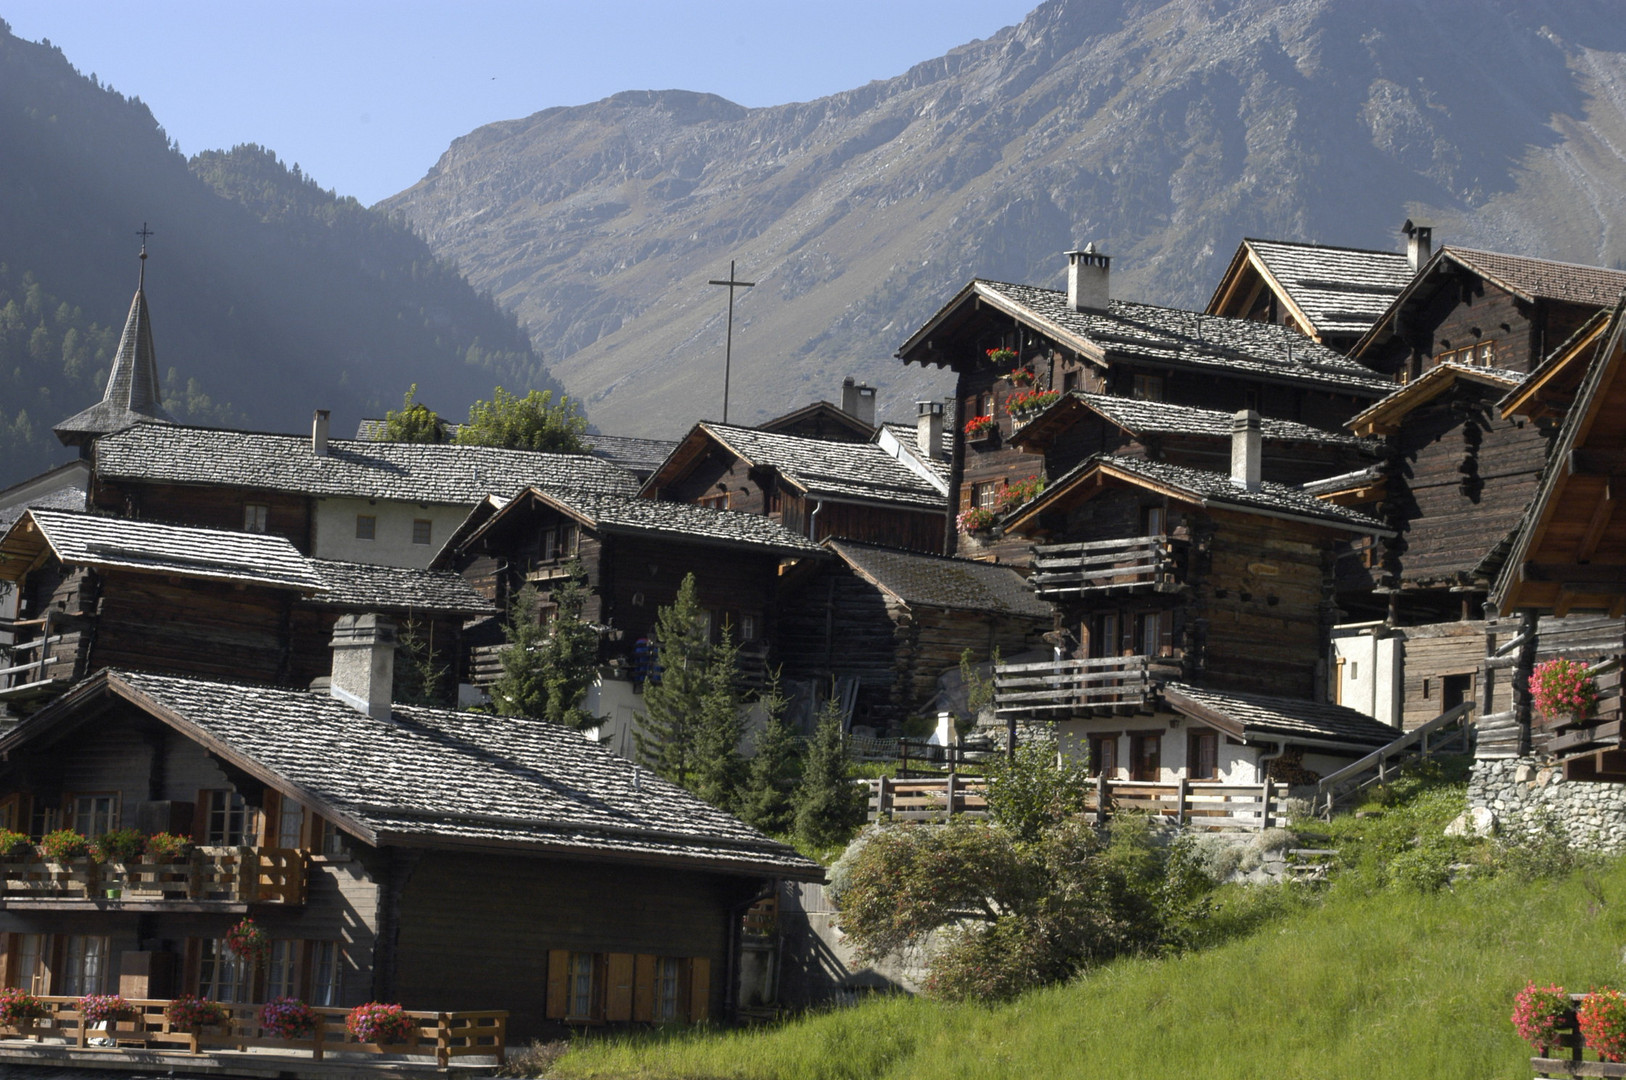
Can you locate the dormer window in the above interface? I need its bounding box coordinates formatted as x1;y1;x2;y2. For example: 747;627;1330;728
244;504;269;533
1131;374;1164;401
412;519;432;545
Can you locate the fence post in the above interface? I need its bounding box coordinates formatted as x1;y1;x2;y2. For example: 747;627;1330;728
1095;771;1109;828
945;772;958;821
1261;777;1274;831
875;774;889;822
437;1013;451;1068
313;1013;325;1061
1175;777;1188;826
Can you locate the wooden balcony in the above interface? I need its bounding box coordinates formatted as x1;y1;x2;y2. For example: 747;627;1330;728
867;775;1280;831
1540;659;1624;777
994;655;1153;717
1027;535;1183;599
0;613;89;705
0;846;307;910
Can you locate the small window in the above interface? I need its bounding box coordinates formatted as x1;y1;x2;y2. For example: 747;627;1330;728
310;941;343;1006
318;818;349;858
568;952;600;1020
1089;736;1118;778
654;957;685;1022
975;483;998;510
1142;506;1166;537
411;519;432;545
198;938;251;1003
355;514;377;541
740;614;758;642
277;797;305;850
1188;730;1219;781
697;492;730;510
70;793;118;838
1137;613;1161;658
1131;374;1164;401
199;790;250;846
244;504;269;533
1130;732;1161;782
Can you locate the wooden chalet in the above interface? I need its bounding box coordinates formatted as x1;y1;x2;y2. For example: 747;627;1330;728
754;379;877;442
895;249;1394;556
87;420;639;570
641;422;947;553
0;510;492;714
1205;236;1417;354
0;624;820;1039
446;485;823;699
775;539;1051;732
1351;240;1626;380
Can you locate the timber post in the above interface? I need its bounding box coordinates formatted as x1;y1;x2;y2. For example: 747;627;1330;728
1260;777;1274;831
875;774;889;821
945;772;957;821
1095;770;1109;828
1174;777;1188;825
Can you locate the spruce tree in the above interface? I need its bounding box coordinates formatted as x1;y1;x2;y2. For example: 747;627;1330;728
395;615;449;706
636;574;712;786
739;673;800;835
490;584;547;717
689;628;745;811
794;696;867;847
489;560;599;726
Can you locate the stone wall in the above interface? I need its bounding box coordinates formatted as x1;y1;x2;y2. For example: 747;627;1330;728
1468;756;1626;852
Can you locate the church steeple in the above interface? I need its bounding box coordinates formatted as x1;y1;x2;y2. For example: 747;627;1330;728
54;226;176;450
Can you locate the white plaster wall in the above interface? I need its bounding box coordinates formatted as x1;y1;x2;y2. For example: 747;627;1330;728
1056;716;1257;783
311;497;469;568
1331;622;1403;728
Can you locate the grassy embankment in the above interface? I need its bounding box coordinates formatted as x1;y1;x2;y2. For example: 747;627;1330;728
547;770;1626;1079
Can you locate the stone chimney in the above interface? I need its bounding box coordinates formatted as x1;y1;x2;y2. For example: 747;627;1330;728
329;613;396;721
1230;410;1263;491
1403;218;1434;272
1066;244;1111;312
312;409;331;457
840;377;877;427
915;400;945;460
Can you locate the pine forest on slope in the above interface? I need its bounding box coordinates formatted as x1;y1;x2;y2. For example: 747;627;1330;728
382;0;1626;436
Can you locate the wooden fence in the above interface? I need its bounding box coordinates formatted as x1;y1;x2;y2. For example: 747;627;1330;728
0;997;505;1066
1027;536;1180;598
994;655;1152;716
1531;994;1624;1077
0;847;307;904
868;775;1280;831
1313;702;1473;819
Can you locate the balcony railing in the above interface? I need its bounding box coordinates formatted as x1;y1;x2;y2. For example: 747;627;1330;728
1027;535;1182;599
0;612;88;703
1540;657;1623;764
0;846;307;905
994;655;1152;716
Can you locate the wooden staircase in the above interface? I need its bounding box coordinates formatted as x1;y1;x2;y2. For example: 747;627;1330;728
1314;701;1474;820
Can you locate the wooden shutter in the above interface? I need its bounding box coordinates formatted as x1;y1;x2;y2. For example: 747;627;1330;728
632;955;655;1022
260;791;280;846
1159;610;1174;658
605;954;634;1022
687;957;710;1023
545;950;570;1019
192;791;211;843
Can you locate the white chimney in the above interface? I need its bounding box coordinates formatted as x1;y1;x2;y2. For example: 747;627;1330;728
841;377;877;427
916;400;945;460
1403;218;1434;272
1067;244;1111;312
329;613;396;721
1230;410;1263;491
312;409;331;457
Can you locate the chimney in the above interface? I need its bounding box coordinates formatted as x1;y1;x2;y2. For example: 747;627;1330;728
329;613;396;721
840;377;877;427
915;400;945;460
1230;410;1262;491
1066;243;1111;312
312;409;331;457
1403;218;1434;272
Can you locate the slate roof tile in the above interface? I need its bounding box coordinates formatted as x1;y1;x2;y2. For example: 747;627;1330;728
1164;682;1399;748
306;559;497;616
702;423;946;510
1448;248;1626;307
1098;456;1388;531
1243;240;1414;334
1073;394;1367;446
535;489;823;554
827;540;1051;618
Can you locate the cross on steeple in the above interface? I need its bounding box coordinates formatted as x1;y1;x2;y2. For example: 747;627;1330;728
136;222;154;286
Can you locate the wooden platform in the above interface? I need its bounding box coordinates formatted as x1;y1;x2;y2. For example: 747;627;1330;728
0;1040;500;1080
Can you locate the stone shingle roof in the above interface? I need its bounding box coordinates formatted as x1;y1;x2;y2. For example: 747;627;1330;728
1241;240;1414;335
1072;394;1366;447
95;423;640;504
10;509;318;591
583;434;681;477
1348;361;1526;435
700;423;946;510
827;540;1050;618
54;284;174;445
1163;682;1398;749
92;670;821;879
973;282;1393;395
879;422;952;483
0;485;87;534
1447;248;1626;307
529;488;823;555
306;559;496;616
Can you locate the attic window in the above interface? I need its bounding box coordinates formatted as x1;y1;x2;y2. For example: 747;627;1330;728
355;515;377;541
412;519;432;545
1131;374;1164;401
243;504;269;534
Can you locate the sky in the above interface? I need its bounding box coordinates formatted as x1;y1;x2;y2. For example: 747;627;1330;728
5;0;1040;207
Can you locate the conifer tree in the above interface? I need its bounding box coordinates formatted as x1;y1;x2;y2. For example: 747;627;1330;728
636;574;712;786
794;696;867;847
394;615;449;706
689;628;745;811
489;561;599;726
739;672;800;835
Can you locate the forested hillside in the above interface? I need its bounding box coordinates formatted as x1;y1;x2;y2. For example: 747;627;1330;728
0;21;562;486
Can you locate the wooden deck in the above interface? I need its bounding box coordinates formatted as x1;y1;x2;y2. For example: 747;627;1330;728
867;775;1280;830
994;655;1152;716
1027;536;1183;598
0;846;308;906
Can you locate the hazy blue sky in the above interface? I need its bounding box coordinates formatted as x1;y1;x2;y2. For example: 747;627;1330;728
6;1;1039;205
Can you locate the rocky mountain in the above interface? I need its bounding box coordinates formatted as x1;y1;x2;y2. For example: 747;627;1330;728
0;22;562;485
381;0;1626;436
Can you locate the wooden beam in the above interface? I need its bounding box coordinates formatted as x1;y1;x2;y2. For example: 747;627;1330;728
1576;485;1619;563
1522;562;1626;586
1566;449;1626;478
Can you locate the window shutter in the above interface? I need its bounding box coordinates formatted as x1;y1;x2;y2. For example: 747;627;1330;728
632;955;655;1022
261;791;280;847
545;950;570;1019
1159;610;1174;657
687;957;710;1023
604;953;634;1022
192;792;210;843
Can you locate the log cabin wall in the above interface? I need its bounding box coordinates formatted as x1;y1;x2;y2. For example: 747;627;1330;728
788;497;944;553
655;454;771;515
391;852;757;1040
1030;411;1138;478
1396;621;1488;732
90;570;293;685
90;480;312;551
598;534;782;652
1105;362;1374;432
775;563;900;726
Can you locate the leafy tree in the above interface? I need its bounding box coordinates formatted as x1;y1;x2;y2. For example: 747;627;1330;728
689;628;746;811
636;574;713;787
793;697;867;847
489;563;600;726
377;382;445;443
738;673;800;835
454;386;588;453
985;734;1092;844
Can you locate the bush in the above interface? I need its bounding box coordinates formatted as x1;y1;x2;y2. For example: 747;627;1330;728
259;997;317;1040
0;829;30;857
143;832;193;860
1581;989;1626;1062
90;828;145;862
983;734;1090;844
346;1002;416;1044
165;995;228;1032
40;829;88;860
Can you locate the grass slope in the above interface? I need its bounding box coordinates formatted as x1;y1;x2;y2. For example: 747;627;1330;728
554;840;1625;1078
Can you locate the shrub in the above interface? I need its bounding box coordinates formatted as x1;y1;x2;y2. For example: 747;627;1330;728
165;995;228;1032
40;829;88;860
78;994;133;1023
985;347;1018;365
259;997;318;1040
1529;657;1600;722
1580;989;1626;1062
0;829;30;857
0;988;47;1025
90;828;145;862
1512;982;1571;1056
983;734;1091;844
346;1002;416;1044
144;832;193;860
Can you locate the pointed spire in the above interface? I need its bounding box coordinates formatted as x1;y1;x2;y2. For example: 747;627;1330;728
54;225;176;449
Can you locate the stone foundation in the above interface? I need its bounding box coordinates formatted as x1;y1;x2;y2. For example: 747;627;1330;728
1468;756;1626;852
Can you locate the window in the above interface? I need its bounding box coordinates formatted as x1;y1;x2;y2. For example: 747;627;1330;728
654;957;684;1022
198;938;251;1003
61;936;108;996
1131;373;1164;401
0;794;20;833
277;797;305;850
974;483;997;510
411;519;432;545
1088;735;1118;778
266;940;299;1000
1091;612;1119;659
199;790;250;846
355;514;377;541
70;793;117;838
1188;730;1219;781
697;492;729;510
244;504;269;533
317;818;349;858
310;941;343;1006
13;934;46;994
1436;340;1497;366
1142;506;1166;537
568;952;599;1020
1129;732;1161;782
739;614;758;643
539;522;578;562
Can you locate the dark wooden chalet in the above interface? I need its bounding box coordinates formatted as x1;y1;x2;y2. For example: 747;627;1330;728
775;539;1051;732
895;250;1394;555
0;630;820;1039
87;421;639;570
1205;236;1416;354
1352;243;1626;381
0;510;492;714
641;423;947;553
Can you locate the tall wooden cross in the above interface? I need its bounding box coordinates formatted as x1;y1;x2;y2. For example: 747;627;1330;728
708;260;754;423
